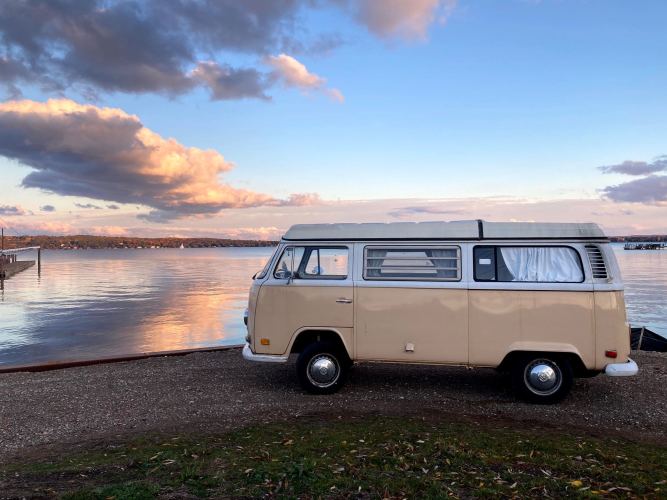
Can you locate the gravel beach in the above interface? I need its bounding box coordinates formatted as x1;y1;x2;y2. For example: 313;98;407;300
0;349;664;463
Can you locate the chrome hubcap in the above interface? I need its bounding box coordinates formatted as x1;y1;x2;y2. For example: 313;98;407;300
307;354;340;388
524;360;561;396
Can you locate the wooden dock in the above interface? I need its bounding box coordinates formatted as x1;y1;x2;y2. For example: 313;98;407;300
0;243;41;280
0;260;35;279
624;242;666;250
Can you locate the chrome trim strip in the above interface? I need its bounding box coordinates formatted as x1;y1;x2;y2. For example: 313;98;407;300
242;343;289;363
604;358;638;377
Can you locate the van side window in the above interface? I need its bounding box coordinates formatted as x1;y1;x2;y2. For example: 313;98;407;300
364;246;460;281
274;247;305;279
301;247;348;279
274;246;348;279
474;246;584;283
474;247;496;280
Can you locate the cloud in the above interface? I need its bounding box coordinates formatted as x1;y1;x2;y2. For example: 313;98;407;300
599;156;667;176
190;62;271;101
0;1;349;101
339;0;457;41
0;99;318;221
601;175;667;205
0;1;192;96
388;205;464;218
599;155;667;205
266;54;344;102
40;205;56;212
275;193;322;206
0;56;29;97
9;195;667;238
0;204;26;216
326;88;345;103
187;196;667;237
0;1;458;100
87;226;129;237
0;57;27;80
157;0;307;54
75;203;103;210
591;209;634;217
5;220;75;235
213;226;283;241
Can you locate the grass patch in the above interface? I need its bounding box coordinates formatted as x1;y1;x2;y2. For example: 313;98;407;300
3;416;666;498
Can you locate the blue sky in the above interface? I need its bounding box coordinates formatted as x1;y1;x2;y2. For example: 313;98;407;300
1;0;666;237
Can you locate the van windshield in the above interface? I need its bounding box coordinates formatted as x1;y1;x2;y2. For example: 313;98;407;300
254;246;279;280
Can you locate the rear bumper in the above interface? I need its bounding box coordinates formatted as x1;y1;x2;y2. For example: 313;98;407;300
604;358;638;377
242;343;289;363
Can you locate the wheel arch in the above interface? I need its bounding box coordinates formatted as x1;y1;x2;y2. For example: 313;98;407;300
288;328;353;360
498;349;588;377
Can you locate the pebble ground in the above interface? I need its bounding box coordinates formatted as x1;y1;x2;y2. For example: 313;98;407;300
0;349;664;462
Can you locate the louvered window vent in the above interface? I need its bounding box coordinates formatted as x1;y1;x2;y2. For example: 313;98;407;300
585;245;608;279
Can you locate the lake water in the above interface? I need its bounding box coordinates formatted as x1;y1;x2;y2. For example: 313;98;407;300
0;245;665;367
0;247;273;367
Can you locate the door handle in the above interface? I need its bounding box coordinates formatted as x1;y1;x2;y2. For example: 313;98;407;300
336;298;353;304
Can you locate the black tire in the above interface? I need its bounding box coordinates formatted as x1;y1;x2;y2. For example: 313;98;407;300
296;341;349;394
511;354;573;404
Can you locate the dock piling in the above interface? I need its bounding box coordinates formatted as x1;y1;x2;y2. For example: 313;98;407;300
0;236;41;280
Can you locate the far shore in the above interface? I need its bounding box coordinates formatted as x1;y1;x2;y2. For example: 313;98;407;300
1;235;278;250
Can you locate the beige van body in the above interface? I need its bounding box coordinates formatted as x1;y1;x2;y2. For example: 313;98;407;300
243;221;637;401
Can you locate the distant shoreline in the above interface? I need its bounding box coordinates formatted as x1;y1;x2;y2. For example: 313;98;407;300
1;235;278;250
2;234;666;251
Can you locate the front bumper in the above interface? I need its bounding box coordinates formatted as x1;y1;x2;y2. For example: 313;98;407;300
604;358;639;377
242;343;289;363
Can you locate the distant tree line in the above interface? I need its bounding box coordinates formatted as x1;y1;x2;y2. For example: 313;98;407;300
1;235;278;250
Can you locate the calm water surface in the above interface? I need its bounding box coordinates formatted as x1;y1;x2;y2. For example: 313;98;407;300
0;247;273;366
0;245;665;367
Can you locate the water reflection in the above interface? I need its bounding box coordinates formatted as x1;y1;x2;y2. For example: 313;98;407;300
613;244;667;335
0;247;273;366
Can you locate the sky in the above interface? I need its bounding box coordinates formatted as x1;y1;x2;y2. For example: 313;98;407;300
0;0;666;239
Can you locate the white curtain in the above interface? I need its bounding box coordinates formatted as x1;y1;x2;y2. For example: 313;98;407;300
499;247;583;282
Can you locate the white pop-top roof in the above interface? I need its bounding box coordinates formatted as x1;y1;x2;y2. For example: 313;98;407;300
282;220;606;241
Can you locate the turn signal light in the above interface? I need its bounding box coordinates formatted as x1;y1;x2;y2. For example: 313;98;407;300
605;350;618;358
260;338;270;346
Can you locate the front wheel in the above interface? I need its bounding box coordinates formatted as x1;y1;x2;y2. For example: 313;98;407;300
296;341;349;394
511;354;573;404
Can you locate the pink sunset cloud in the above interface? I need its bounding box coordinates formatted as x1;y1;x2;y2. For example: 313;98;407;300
0;99;321;222
343;0;457;41
4;194;665;239
266;54;344;102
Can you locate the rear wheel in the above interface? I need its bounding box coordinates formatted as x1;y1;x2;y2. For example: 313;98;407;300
511;354;573;404
296;341;349;394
